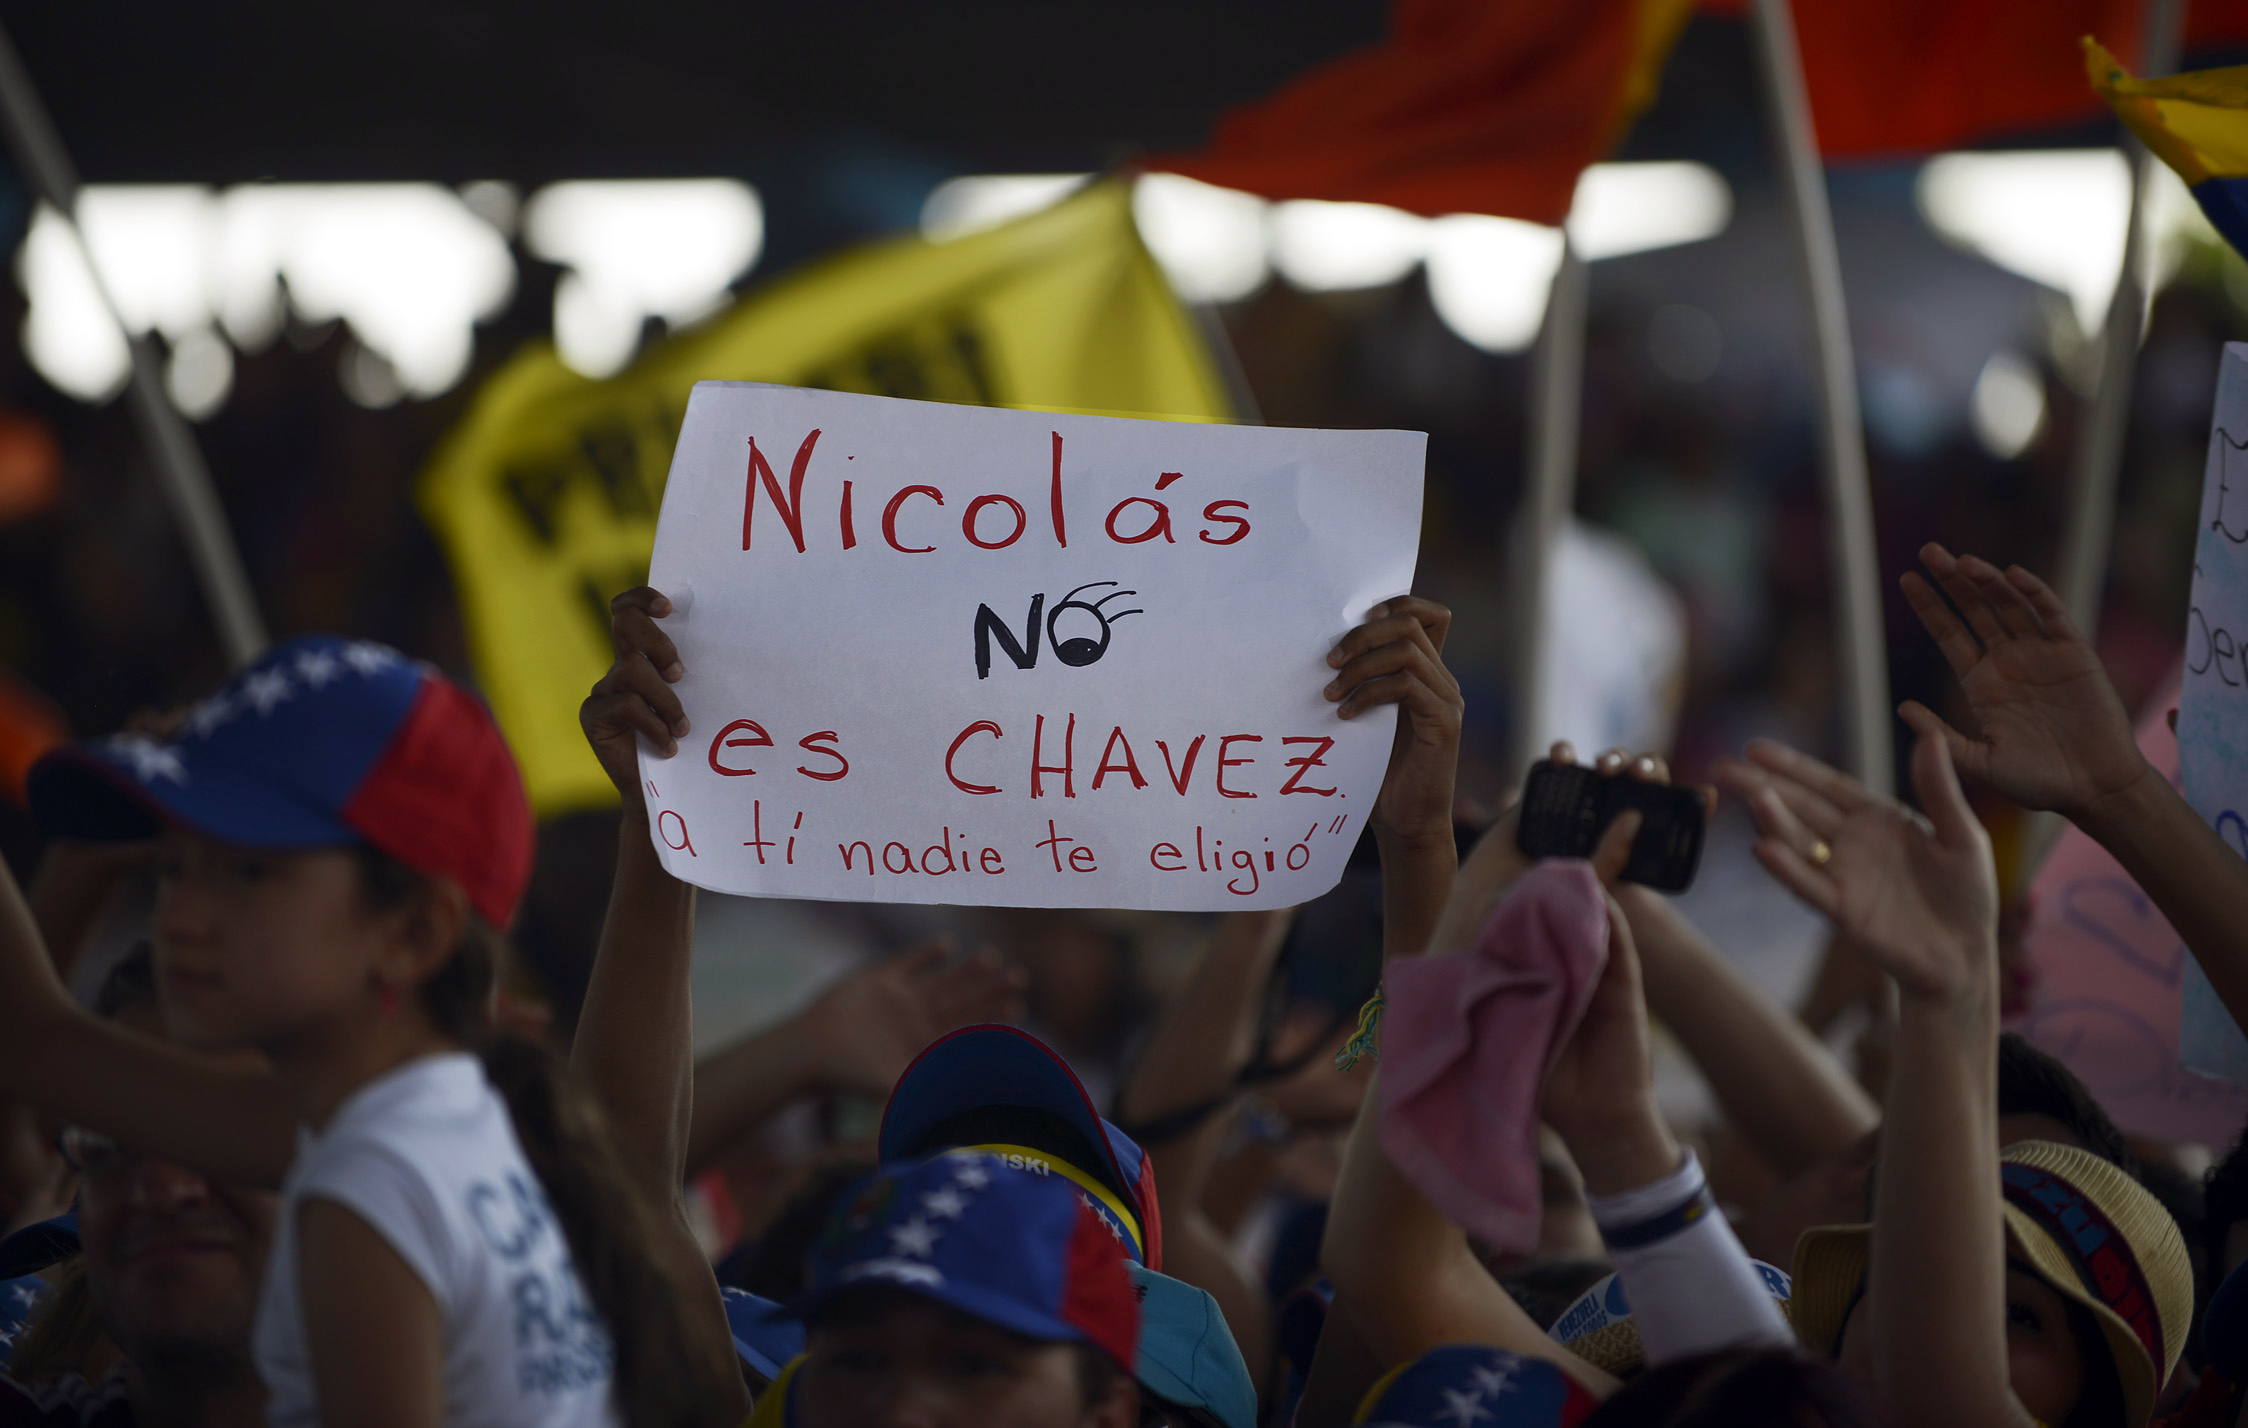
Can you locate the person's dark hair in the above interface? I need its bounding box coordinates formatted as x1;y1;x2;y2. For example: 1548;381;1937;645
93;941;158;1018
728;1159;874;1301
2202;1126;2248;1287
1996;1033;2135;1173
1581;1348;1879;1427
355;847;738;1428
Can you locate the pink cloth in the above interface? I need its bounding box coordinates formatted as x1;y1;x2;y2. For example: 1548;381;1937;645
1379;861;1610;1254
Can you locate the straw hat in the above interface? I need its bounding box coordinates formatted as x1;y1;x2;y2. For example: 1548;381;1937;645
1790;1140;2191;1428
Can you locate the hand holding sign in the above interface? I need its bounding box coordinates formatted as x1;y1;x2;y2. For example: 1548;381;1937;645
1897;544;2151;821
636;383;1424;910
1331;595;1463;846
580;586;689;820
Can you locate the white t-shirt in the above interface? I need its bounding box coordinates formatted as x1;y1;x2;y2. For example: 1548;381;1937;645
254;1053;621;1428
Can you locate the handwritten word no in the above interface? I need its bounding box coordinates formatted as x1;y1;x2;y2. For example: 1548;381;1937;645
974;581;1143;678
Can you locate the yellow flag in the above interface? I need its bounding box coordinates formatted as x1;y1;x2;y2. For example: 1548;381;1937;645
420;179;1236;816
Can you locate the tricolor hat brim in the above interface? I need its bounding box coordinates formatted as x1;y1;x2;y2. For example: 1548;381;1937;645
27;639;533;929
722;1289;805;1383
1791;1215;2159;1428
1130;1265;1257;1428
1793;1139;2189;1428
0;1211;78;1281
31;742;357;849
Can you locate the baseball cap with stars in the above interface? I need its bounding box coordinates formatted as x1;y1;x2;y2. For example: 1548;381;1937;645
1353;1345;1598;1428
28;635;532;928
778;1151;1140;1374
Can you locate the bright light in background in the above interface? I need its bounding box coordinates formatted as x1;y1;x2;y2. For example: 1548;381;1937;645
17;184;514;410
165;328;234;420
18;206;130;402
1269;199;1428;291
1567;162;1731;261
77;188;215;340
1917;151;2131;335
230;186;516;396
1970;349;2046;458
523;179;763;379
1425;214;1566;352
458;180;520;238
1132;174;1271;303
921;174;1091;241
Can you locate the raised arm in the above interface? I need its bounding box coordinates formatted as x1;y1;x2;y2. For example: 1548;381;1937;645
1318;816;1639;1392
1718;734;2025;1428
572;586;749;1418
1;840;159;1230
1619;885;1878;1178
1326;596;1464;959
0;849;295;1186
687;941;1024;1177
1901;543;2248;1029
574;586;700;1210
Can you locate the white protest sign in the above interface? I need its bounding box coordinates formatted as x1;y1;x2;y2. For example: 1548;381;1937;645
637;383;1425;910
2178;342;2248;1084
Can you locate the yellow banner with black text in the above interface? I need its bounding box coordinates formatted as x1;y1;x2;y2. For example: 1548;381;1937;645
419;179;1236;815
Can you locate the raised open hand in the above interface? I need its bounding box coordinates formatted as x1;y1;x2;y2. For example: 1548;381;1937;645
579;586;687;820
1715;735;1997;1006
798;940;1029;1098
1899;544;2149;818
1325;595;1464;845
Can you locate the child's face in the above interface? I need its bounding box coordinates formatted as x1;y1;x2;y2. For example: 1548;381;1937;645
153;830;398;1052
800;1292;1134;1428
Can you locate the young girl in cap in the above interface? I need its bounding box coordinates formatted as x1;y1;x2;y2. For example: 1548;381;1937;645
0;637;742;1427
1719;733;2192;1427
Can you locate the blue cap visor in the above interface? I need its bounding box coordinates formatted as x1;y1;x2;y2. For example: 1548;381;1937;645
723;1290;806;1382
0;1211;79;1281
1130;1267;1257;1428
31;744;358;848
785;1268;1098;1361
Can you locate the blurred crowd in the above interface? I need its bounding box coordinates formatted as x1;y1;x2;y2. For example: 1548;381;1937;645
0;23;2240;1421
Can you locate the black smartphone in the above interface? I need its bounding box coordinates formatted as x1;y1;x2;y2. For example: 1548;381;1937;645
1514;761;1706;892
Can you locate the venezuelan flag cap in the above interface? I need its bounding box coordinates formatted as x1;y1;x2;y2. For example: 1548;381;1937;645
1353;1345;1597;1427
27;635;532;930
784;1152;1140;1374
880;1023;1162;1269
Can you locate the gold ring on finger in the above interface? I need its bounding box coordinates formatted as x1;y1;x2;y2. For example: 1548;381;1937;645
1808;839;1833;868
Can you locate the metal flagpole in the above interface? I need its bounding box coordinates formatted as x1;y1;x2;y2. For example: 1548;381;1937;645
1750;0;1893;795
1504;241;1588;780
2054;0;2188;633
0;19;267;666
2012;0;2188;888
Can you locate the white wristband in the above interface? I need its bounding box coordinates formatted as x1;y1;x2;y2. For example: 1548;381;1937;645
1582;1149;1794;1365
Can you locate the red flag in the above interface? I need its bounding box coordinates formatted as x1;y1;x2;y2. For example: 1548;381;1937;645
1152;0;1694;224
1692;0;2144;158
